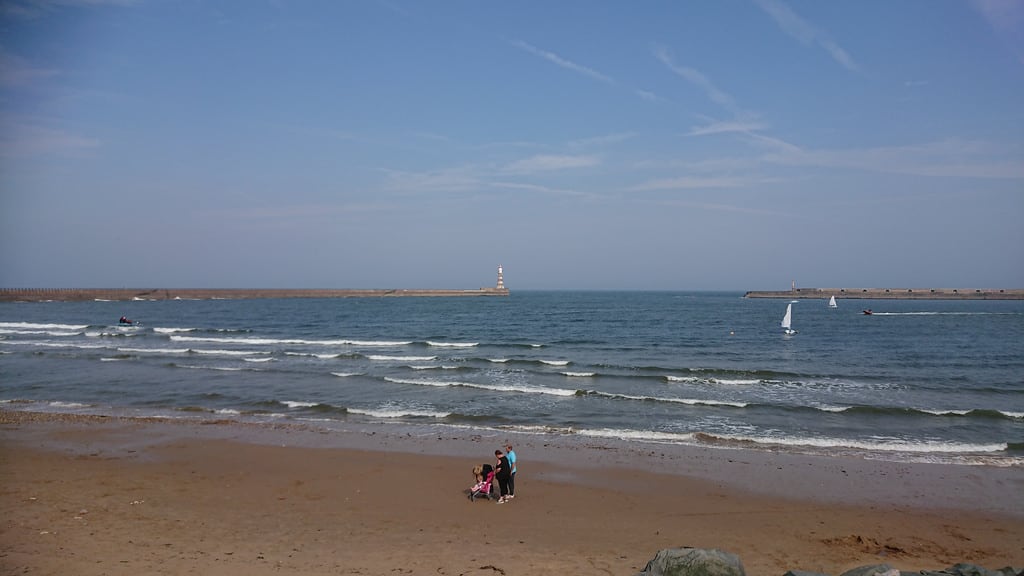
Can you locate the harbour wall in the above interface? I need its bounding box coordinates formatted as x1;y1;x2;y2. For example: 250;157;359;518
0;288;510;302
744;288;1024;300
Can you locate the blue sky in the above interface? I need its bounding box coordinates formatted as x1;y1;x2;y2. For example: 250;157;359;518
2;0;1022;290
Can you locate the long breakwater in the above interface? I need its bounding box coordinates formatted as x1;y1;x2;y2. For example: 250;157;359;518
0;288;510;302
744;288;1024;300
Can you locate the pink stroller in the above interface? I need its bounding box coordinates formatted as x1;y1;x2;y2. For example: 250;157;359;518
469;464;496;501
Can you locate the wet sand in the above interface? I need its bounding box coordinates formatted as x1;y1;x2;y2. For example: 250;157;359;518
1;410;1022;576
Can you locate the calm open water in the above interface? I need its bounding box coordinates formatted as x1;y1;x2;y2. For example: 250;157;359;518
2;292;1022;465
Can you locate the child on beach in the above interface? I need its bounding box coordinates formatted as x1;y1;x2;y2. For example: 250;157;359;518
472;465;485;488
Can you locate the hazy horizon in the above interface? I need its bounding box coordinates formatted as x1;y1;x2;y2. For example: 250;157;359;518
2;1;1022;291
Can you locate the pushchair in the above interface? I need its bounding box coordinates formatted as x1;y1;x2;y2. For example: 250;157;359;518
469;464;496;501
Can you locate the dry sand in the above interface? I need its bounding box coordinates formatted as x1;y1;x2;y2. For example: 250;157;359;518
1;410;1022;576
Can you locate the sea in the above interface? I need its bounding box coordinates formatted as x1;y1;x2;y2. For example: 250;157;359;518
2;291;1022;466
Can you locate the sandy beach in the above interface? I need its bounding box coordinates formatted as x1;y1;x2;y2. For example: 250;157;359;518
1;410;1022;576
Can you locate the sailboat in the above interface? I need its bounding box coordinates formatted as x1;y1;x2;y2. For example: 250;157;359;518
781;303;797;334
828;295;837;309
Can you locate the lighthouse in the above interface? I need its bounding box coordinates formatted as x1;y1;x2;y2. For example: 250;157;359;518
496;265;504;289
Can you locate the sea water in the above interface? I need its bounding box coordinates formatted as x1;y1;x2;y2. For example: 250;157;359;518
1;292;1022;466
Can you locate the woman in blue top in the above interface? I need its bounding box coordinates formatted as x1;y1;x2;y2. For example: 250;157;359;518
505;443;517;499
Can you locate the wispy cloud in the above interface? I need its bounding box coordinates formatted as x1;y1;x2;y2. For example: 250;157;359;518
0;50;59;87
567;133;636;149
634;89;660;102
381;166;482;194
501;154;599;175
763;138;1024;179
657;199;794;218
2;0;137;19
971;0;1024;64
0;118;99;157
411;131;452;143
489;181;588;198
653;45;737;111
684;118;801;154
628;175;774;192
685;120;767;137
754;0;859;72
511;40;614;84
745;132;803;154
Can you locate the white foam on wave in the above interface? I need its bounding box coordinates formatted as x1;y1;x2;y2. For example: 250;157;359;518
718;432;1008;454
712;378;762;385
85;330;139;338
488;358;509;363
813;404;849;413
282;401;318;408
170;335;411;346
9;341;107;350
119;347;190;355
0;322;89;331
562;371;595;377
154;327;196;334
287;352;341;359
920;408;972;416
383;376;577;397
177;364;251;372
243;357;274;363
330;372;361;378
50;401;91;408
573;427;698;443
191;348;268;357
348;407;450;419
540;360;570;366
665;370;764;387
0;329;81;337
368;355;437;361
665;375;705;383
589;390;747;408
426;341;478;348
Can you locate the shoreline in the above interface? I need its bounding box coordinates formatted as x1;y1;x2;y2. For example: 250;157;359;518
3;408;1023;515
3;410;1022;575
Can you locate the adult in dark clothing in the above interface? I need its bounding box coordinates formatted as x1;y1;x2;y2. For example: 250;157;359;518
493;449;512;504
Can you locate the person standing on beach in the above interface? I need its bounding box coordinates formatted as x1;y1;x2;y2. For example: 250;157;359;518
494;449;512;504
505;443;517;499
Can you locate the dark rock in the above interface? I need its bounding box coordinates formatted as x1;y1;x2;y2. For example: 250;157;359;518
840;565;898;576
783;571;830;576
919;565;1024;576
636;547;745;576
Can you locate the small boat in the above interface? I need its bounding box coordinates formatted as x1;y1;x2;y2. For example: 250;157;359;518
862;309;873;315
781;303;797;334
828;295;837;309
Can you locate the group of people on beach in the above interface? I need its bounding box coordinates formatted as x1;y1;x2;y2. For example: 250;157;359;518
471;443;517;504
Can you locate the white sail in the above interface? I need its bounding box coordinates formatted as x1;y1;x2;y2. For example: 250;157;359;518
829;295;837;308
778;301;794;332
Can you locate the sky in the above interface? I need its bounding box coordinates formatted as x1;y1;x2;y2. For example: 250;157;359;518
1;0;1022;291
